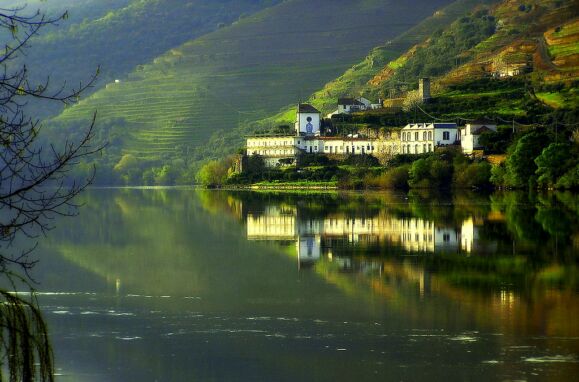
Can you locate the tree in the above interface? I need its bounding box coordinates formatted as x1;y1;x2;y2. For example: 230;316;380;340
196;157;235;187
0;4;99;381
503;131;550;188
535;143;578;189
402;89;423;114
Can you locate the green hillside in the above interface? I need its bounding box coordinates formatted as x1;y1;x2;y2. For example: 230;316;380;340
250;0;578;130
0;0;131;20
50;0;453;185
199;0;500;160
19;0;277;118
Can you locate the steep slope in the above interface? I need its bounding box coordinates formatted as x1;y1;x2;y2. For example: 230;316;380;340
199;0;500;160
403;0;579;120
18;0;278;118
259;0;578;128
0;0;131;19
50;0;453;184
271;0;501;119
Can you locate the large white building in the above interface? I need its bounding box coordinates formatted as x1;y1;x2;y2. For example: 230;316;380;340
247;103;387;167
245;102;496;168
246;135;380;167
400;122;458;154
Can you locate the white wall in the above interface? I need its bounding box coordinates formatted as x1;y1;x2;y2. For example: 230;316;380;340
434;128;457;146
295;112;320;135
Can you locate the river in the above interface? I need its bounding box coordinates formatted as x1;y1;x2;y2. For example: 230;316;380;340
16;188;579;381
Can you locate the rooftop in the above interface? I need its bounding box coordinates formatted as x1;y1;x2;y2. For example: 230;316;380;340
338;97;365;106
298;103;321;114
404;122;457;129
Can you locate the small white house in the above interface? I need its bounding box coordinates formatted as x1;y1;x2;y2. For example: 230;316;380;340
460;119;497;154
295;103;321;136
400;122;458;154
337;97;372;114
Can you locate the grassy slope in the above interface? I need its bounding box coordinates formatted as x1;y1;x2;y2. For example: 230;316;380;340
279;0;579;126
21;0;276;117
203;0;498;158
52;0;453;166
432;0;579;117
297;0;501;116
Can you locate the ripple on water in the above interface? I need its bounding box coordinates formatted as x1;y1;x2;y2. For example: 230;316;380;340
523;355;578;363
115;336;143;341
52;310;72;315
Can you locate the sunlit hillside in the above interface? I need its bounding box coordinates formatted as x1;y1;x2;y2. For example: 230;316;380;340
199;0;499;161
49;0;452;184
253;0;577;132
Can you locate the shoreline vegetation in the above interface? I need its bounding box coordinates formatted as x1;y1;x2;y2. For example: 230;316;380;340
197;137;579;191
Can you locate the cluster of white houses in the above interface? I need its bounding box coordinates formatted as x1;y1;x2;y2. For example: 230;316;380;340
246;102;497;168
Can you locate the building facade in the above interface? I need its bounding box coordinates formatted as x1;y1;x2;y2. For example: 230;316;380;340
400;123;458;154
295;103;321;136
245;103;497;168
460;120;497;154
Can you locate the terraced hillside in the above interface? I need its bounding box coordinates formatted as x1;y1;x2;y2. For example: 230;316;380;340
198;0;500;160
17;0;277;119
254;0;578;129
50;0;453;183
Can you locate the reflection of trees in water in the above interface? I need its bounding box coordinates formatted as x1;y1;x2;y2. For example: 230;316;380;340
221;189;579;289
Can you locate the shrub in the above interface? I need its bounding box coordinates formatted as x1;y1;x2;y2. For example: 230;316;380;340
342;154;380;167
454;161;492;188
370;165;410;189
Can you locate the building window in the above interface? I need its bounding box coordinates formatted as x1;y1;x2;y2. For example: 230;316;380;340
423;132;427;141
443;131;450;140
414;132;418;141
428;131;432;140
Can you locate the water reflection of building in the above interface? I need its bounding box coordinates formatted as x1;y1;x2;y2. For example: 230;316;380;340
246;206;483;268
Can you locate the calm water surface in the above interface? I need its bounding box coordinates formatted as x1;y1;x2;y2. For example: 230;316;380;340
21;189;579;381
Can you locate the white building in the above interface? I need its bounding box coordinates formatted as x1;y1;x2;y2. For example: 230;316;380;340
337;97;372;114
460;119;497;154
400;122;458;154
295;103;321;136
246;136;300;167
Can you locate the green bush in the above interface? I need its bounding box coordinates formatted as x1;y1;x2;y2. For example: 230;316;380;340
535;143;577;189
368;165;410;189
454;161;492;188
342;154;380;167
